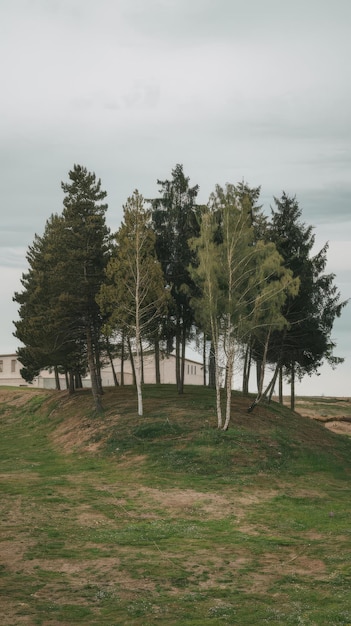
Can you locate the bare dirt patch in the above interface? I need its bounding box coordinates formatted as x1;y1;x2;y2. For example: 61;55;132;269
122;485;280;524
324;420;351;435
295;397;351;436
139;486;235;518
0;540;31;571
50;411;118;454
0;388;50;412
76;509;115;527
247;552;327;594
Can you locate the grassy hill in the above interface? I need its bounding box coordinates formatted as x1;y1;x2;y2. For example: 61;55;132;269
0;385;350;625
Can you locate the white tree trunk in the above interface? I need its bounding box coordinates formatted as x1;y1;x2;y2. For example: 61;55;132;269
222;312;235;431
135;223;143;417
135;361;143;416
211;316;222;429
223;340;234;431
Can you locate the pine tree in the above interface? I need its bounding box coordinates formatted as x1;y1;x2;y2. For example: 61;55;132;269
13;214;85;386
151;164;202;394
266;192;346;409
14;166;111;407
60;165;111;411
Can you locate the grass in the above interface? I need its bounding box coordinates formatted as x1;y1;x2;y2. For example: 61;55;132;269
296;396;351;421
0;385;351;624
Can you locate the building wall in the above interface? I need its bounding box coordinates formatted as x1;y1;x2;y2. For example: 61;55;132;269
100;353;204;387
0;354;28;386
0;353;204;388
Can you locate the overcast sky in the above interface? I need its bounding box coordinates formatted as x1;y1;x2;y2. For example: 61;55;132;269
1;0;350;396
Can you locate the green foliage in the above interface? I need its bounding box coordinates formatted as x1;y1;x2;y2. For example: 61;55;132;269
267;192;347;379
60;165;111;340
14;165;111;407
12;165;346;418
151;164;202;393
98;189;168;338
13;213;82;380
97;189;169;414
190;182;298;428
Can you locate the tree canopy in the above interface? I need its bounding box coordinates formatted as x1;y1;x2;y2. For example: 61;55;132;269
14;165;111;410
97;190;168;415
13;165;347;416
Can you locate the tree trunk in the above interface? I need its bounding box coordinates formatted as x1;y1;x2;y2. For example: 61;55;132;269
203;334;207;386
223;352;234;431
277;329;287;404
127;336;136;386
54;366;60;390
175;317;181;392
96;360;103;395
86;324;103;412
135;240;143;416
279;366;283;404
94;338;103;395
211;328;222;430
256;359;262;392
247;330;271;413
107;343;119;386
107;348;119;387
262;361;279;403
68;370;75;394
121;334;125;386
74;371;83;389
135;339;143;417
140;339;144;385
154;336;160;384
290;361;295;411
179;322;186;395
223;321;235;430
242;342;251;395
208;341;216;389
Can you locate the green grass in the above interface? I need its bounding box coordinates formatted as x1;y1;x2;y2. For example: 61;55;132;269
0;385;351;624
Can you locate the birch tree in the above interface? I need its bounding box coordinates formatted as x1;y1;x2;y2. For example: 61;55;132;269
191;183;298;429
215;185;256;430
190;210;223;427
97;190;168;416
244;247;299;410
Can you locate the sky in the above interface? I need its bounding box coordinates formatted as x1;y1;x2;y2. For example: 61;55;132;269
1;0;350;396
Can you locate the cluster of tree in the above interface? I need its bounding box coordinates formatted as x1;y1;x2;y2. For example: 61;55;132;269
13;164;346;426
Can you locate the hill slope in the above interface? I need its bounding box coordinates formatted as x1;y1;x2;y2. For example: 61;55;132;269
0;385;350;625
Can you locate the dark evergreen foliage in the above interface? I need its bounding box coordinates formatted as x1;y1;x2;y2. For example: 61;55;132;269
150;164;203;393
14;165;111;410
12;168;346;408
264;192;346;407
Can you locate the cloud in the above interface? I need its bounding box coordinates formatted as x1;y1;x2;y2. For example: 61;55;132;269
298;188;351;224
0;265;23;353
0;248;27;269
0;0;350;393
121;0;351;47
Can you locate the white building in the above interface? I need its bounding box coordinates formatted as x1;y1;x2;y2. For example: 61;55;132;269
0;354;25;386
0;352;204;389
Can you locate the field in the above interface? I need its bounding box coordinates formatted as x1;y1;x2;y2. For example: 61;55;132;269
0;385;350;625
295;396;351;437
